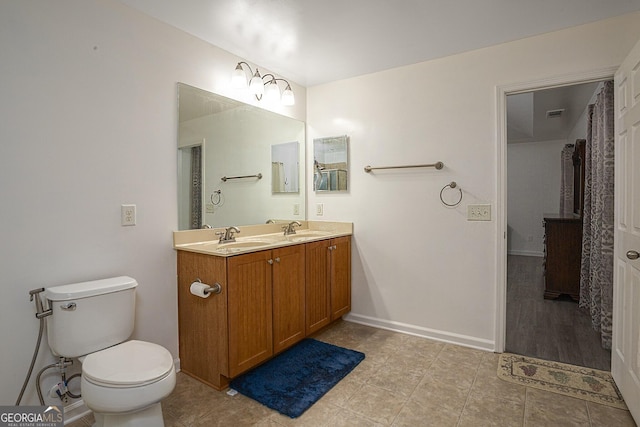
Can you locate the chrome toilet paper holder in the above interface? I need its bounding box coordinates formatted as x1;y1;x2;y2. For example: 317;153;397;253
194;278;221;295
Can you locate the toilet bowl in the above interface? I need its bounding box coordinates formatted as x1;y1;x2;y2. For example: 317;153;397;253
81;340;176;417
44;277;176;427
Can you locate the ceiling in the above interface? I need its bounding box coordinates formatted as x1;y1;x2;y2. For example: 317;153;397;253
118;0;640;87
507;81;602;143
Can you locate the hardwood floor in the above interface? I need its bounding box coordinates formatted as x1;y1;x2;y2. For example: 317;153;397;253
505;255;611;371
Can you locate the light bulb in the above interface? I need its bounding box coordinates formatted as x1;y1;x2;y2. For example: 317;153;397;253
231;63;247;89
264;81;281;104
249;69;264;97
281;84;295;106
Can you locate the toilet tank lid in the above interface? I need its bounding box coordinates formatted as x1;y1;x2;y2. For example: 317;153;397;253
45;276;138;301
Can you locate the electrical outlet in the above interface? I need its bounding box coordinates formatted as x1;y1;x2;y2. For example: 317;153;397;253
121;204;136;226
293;203;300;215
467;204;491;221
316;203;324;216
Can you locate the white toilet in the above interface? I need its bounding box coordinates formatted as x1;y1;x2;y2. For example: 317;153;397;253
45;276;176;427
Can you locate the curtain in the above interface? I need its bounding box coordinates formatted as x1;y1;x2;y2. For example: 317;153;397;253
272;162;285;192
190;146;202;229
559;144;575;215
579;81;615;349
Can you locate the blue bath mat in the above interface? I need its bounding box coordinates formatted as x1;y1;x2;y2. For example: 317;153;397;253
230;338;365;418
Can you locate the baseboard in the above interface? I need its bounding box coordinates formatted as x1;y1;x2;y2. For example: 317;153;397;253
343;313;495;351
63;400;91;425
507;250;544;257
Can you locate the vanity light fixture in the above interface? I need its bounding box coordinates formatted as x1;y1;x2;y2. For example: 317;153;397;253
231;61;295;106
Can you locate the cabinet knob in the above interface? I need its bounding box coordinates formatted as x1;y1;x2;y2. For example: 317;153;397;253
627;250;640;260
267;259;274;265
275;257;281;263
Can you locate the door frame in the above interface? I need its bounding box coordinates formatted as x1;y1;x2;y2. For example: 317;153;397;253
494;67;617;353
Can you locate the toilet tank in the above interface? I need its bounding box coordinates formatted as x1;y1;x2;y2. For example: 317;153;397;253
45;276;138;358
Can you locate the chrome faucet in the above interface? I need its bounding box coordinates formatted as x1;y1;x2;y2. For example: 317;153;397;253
216;226;240;243
283;221;301;235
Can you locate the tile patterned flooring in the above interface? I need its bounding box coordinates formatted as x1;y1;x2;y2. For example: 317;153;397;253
68;320;636;426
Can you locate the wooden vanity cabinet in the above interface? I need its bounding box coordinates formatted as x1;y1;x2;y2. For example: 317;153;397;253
305;236;351;334
177;236;350;390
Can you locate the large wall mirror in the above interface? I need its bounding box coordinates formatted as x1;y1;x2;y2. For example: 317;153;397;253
177;83;305;230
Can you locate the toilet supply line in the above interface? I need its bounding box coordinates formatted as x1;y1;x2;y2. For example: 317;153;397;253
16;288;80;406
34;358;74;404
15;288;49;405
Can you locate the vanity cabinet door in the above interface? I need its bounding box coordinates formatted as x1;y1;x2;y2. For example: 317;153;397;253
330;236;351;320
272;245;306;353
305;240;332;335
227;250;273;377
305;236;352;333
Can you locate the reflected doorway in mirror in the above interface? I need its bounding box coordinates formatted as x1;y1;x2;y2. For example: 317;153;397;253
271;141;300;193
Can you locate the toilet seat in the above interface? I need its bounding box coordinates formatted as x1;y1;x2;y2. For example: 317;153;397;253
82;340;174;387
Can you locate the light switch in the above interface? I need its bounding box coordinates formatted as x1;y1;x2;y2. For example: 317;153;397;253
467;204;491;221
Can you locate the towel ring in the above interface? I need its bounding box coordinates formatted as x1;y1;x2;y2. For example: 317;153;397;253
211;190;223;206
440;181;463;207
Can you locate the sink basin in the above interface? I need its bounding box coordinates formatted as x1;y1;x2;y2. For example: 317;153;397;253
285;230;333;242
212;239;278;254
188;239;277;254
218;240;274;249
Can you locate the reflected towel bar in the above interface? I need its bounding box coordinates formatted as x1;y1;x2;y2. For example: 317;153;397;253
221;173;263;182
364;162;444;173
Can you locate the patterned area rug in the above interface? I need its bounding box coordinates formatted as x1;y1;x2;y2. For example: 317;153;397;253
498;353;627;410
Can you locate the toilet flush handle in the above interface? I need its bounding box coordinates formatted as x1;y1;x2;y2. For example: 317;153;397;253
61;302;76;311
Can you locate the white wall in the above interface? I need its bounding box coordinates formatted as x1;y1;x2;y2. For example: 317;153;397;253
0;0;305;407
307;12;640;349
507;140;567;256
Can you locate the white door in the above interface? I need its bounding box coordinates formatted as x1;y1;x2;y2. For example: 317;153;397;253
612;37;640;423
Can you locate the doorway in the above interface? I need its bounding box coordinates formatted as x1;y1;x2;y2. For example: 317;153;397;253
177;139;205;230
495;70;617;370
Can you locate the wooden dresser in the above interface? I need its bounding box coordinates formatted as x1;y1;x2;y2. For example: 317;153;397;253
543;214;582;301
